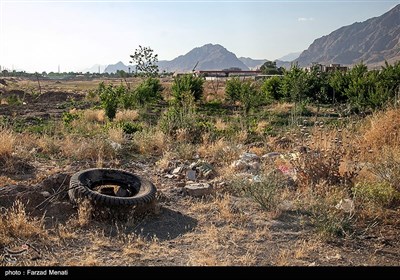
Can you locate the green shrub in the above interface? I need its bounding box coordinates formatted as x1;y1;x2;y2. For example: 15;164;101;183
353;182;400;207
229;170;286;211
225;78;265;114
97;82;124;121
225;77;242;103
133;77;163;107
62;111;80;126
120;122;142;135
172;74;204;103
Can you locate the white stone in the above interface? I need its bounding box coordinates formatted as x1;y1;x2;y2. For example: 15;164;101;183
184;183;212;197
172;166;183;175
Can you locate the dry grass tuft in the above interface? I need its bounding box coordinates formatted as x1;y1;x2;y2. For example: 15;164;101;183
132;128;167;156
83;109;105;123
0;128;16;160
0;200;47;246
214;118;228;131
362;107;400;151
115;110;139;122
60;136;115;161
108;127;125;145
77;200;92;227
198;137;243;164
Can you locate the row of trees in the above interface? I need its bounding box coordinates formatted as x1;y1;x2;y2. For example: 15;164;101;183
254;61;400;113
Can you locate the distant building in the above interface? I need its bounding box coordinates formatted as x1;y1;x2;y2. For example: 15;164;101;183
305;63;348;73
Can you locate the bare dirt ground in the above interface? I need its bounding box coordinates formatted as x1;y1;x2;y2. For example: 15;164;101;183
0;79;399;266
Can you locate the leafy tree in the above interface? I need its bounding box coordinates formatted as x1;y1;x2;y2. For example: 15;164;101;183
225;78;264;114
134;77;163;107
225;77;242;103
280;63;309;103
260;76;283;102
97;82;124;120
129;45;159;77
344;63;370;112
260;61;284;75
172;74;204;104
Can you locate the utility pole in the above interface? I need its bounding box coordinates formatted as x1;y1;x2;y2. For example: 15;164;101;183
58;65;60;74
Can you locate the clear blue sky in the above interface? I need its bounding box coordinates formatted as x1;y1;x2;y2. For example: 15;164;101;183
0;0;398;72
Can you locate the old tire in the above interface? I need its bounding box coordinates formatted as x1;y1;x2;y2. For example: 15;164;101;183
68;168;156;206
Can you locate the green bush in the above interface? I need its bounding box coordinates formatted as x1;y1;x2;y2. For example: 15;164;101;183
225;77;242;103
229;170;286;211
120;122;142;135
172;74;204;103
133;77;163;107
97;82;124;121
261;76;283;102
353;182;400;207
62;111;80;126
225;78;264;114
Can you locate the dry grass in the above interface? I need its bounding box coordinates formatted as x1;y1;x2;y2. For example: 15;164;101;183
0;128;16;160
60;135;115;161
115;110;139;122
132;128;167;156
214;118;228;131
0;201;47;246
108;127;125;145
362;107;400;151
83;109;105;123
198;137;243;164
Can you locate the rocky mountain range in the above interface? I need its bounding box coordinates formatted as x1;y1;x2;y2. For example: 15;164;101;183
103;44;293;74
102;4;399;74
296;4;400;67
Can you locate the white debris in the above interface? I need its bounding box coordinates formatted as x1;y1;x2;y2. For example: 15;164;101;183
184;183;213;197
335;198;355;213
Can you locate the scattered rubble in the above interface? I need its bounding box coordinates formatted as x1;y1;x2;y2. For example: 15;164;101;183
231;152;260;174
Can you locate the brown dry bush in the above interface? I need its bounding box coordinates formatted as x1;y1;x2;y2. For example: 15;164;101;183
362;107;400;151
60;136;115;161
0;200;47;246
132;128;167;156
82;109;106;123
0;128;16;160
115;110;139;122
289;124;361;190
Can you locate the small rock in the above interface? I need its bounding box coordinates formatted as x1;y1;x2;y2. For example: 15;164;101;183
172;166;183;175
262;152;281;158
40;191;51;198
164;174;174;179
240;152;259;162
186;170;196;181
184;183;212;197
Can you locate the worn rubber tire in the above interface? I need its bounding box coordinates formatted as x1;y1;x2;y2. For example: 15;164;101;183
68;168;156;206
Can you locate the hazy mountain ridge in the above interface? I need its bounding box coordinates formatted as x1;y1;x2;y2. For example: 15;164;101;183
296;4;400;67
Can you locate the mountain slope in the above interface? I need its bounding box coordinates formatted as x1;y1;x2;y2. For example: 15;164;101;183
104;61;131;74
239;57;267;70
277;52;302;62
159;44;249;72
296;4;400;67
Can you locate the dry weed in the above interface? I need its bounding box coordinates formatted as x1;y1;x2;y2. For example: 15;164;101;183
108;127;125;144
214;118;228;131
115;110;139;122
0;128;16;159
0;200;47;246
83;109;105;123
362;107;400;151
132;128;166;156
